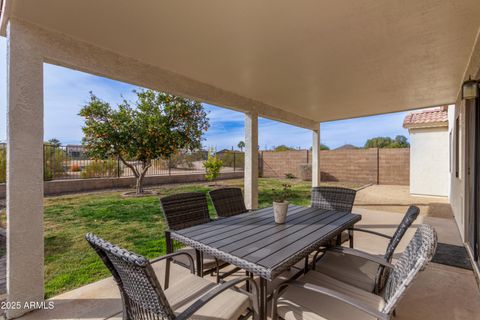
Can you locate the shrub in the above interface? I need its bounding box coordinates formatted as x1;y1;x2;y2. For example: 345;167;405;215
44;145;66;181
0;148;5;183
80;160;122;178
217;151;244;169
70;163;81;172
285;173;296;179
203;150;223;183
167;152;195;169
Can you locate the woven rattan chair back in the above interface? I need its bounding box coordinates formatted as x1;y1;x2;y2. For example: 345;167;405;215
85;233;175;320
381;224;437;314
383;205;420;262
160;192;211;230
209;188;248;217
311;187;356;212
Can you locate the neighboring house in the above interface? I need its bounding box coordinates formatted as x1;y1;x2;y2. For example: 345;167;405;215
65;145;87;160
403;106;449;197
215;149;232;156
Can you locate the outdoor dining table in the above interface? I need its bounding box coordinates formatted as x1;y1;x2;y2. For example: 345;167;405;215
169;205;362;320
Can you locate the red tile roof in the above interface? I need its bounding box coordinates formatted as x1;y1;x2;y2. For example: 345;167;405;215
403;106;448;129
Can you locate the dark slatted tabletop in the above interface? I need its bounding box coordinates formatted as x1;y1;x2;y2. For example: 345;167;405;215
170;205;361;280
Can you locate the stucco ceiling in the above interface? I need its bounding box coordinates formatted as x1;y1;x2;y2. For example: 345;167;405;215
5;0;480;122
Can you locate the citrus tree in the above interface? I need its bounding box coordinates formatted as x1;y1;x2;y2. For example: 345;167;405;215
79;89;209;194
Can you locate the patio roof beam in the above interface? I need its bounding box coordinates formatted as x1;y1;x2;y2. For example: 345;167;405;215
12;19;318;130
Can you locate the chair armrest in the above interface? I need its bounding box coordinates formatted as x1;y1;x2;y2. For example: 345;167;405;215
176;276;259;320
350;228;393;240
150;252;195;273
328;247;394;268
272;281;388;320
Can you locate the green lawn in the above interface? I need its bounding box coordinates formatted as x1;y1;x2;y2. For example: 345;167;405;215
3;178;362;298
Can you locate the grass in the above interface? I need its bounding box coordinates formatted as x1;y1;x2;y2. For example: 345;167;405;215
0;178;362;298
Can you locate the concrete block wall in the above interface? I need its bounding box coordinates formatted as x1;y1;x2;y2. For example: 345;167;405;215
261;150;310;178
319;149;378;184
379;148;410;185
261;148;410;185
0;172;243;198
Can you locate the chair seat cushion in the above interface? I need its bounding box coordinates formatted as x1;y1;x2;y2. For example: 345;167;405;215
173;246;221;271
315;250;379;292
277;271;385;320
165;271;250;320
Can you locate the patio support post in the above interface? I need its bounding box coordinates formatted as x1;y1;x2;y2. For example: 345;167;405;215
6;20;44;318
244;112;259;210
312;125;321;187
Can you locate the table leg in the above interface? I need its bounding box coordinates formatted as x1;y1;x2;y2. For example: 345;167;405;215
349;228;354;248
195;249;203;276
165;231;173;289
259;278;268;320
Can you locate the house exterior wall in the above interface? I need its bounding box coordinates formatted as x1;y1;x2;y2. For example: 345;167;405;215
409;126;449;196
448;103;466;241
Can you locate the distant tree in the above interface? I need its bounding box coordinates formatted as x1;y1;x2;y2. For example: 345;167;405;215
309;144;330;151
364;135;409;149
79;89;209;194
47;138;61;148
237;141;245;152
274;145;296;152
391;135;410;148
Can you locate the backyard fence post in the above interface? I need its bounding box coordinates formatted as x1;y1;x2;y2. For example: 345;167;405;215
234;151;236;172
169;156;172;176
377;148;380;185
117;156;120;178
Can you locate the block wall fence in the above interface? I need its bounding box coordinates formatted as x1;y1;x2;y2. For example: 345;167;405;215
260;148;410;185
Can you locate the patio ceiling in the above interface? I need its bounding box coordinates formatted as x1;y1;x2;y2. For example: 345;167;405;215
2;1;480;122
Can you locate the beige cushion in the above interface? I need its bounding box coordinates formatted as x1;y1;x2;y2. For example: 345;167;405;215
315;251;379;292
277;271;385;320
173;246;220;271
165;271;250;320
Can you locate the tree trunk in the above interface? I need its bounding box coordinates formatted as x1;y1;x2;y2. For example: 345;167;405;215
136;175;145;194
135;162;151;195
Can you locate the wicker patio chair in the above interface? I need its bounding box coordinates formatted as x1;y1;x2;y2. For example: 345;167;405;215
209;188;248;218
160;192;227;284
85;233;259;320
272;224;437;320
311;186;357;247
313;205;420;294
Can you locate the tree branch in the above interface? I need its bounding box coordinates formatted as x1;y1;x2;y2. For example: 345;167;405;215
118;155;139;178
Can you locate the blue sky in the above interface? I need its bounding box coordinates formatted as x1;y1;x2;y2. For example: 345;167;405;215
0;37;410;150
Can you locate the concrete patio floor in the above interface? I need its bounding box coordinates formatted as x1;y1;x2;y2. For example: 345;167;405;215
16;185;480;320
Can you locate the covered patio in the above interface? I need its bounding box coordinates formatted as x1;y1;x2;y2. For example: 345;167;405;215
17;185;480;320
2;1;480;319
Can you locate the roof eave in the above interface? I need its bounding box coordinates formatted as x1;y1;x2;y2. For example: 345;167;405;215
403;121;449;130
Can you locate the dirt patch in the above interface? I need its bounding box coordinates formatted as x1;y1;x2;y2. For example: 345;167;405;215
354;184;453;217
121;190;157;198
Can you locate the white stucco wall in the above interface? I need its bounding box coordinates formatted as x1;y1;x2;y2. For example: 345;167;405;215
410;126;449;196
